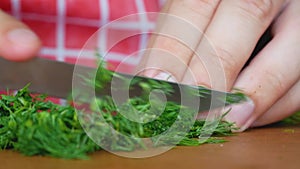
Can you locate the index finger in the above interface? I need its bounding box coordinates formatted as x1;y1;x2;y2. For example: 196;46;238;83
137;0;220;81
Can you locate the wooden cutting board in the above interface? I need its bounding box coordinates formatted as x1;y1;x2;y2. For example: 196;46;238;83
1;123;299;169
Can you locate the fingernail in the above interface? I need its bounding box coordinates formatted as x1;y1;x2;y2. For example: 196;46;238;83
153;72;176;82
142;69;157;78
223;98;255;132
181;74;196;86
7;28;39;47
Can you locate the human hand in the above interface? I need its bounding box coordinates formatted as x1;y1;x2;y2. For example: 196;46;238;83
0;10;41;61
137;0;300;131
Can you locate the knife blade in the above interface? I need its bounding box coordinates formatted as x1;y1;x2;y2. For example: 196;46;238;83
0;57;247;112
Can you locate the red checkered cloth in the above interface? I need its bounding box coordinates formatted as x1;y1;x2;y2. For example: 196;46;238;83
0;0;164;69
0;0;165;103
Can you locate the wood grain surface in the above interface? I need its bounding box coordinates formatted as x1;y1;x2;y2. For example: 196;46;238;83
1;123;299;169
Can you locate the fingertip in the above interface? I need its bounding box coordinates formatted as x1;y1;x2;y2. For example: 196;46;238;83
0;28;41;61
223;97;255;132
140;69;159;78
152;71;177;82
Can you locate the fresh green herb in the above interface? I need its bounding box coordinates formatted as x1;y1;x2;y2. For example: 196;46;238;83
0;85;238;159
0;85;100;159
280;111;300;125
0;59;247;159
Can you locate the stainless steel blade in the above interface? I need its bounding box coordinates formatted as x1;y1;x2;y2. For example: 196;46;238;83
0;57;76;98
0;57;246;112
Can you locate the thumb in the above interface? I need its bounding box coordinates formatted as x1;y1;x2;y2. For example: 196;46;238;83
0;10;41;61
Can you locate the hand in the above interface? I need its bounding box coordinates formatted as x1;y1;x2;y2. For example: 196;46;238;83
0;10;41;61
137;0;300;131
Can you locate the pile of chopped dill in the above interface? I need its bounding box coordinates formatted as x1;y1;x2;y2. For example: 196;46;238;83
0;85;237;159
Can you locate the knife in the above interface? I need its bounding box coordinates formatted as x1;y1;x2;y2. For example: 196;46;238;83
0;57;247;112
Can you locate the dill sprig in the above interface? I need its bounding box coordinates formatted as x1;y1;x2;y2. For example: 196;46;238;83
280;111;300;125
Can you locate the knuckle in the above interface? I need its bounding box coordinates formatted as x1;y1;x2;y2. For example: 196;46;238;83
182;0;219;20
190;0;219;11
237;0;274;21
214;47;239;76
153;36;192;62
264;69;285;95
